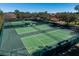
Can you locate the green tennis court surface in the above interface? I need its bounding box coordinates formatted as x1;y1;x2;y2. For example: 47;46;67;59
15;24;54;35
4;21;24;26
33;24;53;30
15;27;38;35
21;33;57;54
20;29;73;54
0;20;75;55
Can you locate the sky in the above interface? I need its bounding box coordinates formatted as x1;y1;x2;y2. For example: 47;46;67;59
0;3;79;13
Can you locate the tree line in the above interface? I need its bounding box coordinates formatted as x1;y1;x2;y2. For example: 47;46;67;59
0;4;79;26
13;5;79;25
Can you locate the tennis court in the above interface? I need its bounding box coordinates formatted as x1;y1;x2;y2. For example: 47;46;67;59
4;21;24;26
15;27;38;35
33;24;54;30
22;33;56;54
15;24;54;35
0;20;75;55
19;28;73;54
13;21;74;55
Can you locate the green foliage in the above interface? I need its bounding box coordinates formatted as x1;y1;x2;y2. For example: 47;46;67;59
56;12;78;25
0;9;4;31
74;5;79;13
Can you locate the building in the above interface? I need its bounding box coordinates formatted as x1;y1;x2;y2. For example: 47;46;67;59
4;13;16;21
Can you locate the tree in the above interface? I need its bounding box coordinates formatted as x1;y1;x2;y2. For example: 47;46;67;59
14;9;20;14
57;13;76;25
74;5;79;13
14;9;20;19
0;9;3;15
44;11;47;14
0;9;4;31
